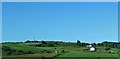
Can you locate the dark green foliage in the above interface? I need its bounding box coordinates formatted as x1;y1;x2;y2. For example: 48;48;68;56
23;40;120;48
77;40;81;47
25;40;31;43
2;46;35;56
35;44;43;47
2;46;11;51
77;40;81;44
102;41;120;48
35;43;54;47
48;43;54;47
54;42;58;45
25;51;34;54
81;42;90;46
46;50;53;53
97;43;103;46
62;50;65;53
83;48;89;51
42;40;46;44
6;51;12;55
2;46;16;56
2;40;120;58
92;43;96;47
81;43;86;46
15;50;25;55
105;47;111;51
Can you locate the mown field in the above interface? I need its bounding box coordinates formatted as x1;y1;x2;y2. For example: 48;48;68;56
1;42;119;59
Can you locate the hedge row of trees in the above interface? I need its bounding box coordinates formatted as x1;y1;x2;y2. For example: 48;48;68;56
24;40;120;48
76;40;120;48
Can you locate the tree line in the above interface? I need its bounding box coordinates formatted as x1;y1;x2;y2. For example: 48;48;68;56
23;40;120;48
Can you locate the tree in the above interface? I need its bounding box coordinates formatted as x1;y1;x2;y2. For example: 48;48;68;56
48;43;54;47
97;43;101;46
25;40;30;43
41;40;46;44
92;43;96;47
77;40;81;47
81;42;86;46
105;47;111;51
54;42;58;45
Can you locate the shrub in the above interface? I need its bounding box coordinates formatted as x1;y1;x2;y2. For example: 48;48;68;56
62;50;65;53
83;48;89;51
48;43;54;47
41;41;46;44
25;51;34;54
2;46;16;56
46;50;52;53
2;46;11;51
6;51;12;55
109;51;116;54
105;47;111;51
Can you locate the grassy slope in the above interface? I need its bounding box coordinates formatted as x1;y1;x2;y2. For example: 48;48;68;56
2;43;44;53
57;51;118;57
2;43;62;58
2;43;119;59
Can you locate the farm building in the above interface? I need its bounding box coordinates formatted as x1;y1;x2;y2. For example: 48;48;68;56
90;47;95;51
87;45;92;48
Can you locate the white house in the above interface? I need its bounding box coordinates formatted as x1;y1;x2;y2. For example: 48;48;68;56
90;47;95;51
87;45;92;48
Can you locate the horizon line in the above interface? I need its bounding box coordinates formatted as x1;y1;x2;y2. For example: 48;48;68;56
2;40;119;43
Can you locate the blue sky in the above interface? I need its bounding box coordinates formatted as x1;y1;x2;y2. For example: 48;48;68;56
3;2;118;43
0;2;2;42
2;0;120;2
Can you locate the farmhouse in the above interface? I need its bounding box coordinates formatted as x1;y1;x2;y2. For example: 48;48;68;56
90;47;95;51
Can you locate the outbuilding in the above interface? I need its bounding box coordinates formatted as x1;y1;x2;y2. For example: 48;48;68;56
90;47;95;51
87;45;92;48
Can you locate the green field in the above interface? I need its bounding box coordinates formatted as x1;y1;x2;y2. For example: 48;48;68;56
57;50;118;57
2;42;119;59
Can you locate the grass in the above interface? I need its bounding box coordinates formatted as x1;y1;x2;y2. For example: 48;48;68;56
2;43;119;59
57;51;118;57
54;50;118;59
4;53;58;57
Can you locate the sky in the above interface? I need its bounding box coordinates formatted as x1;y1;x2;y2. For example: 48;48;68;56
0;2;2;42
2;0;120;2
2;2;118;43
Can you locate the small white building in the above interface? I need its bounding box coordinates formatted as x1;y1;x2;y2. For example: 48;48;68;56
90;47;95;51
87;45;92;48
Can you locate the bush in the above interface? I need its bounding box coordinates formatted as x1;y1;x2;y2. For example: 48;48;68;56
25;51;34;54
35;44;42;47
2;46;11;51
2;46;16;56
105;47;111;51
6;51;12;55
15;50;34;55
83;48;89;51
15;50;25;55
62;50;65;53
109;51;116;54
46;50;52;53
48;43;54;47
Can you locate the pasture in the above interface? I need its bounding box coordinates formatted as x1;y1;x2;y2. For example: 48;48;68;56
1;42;119;59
